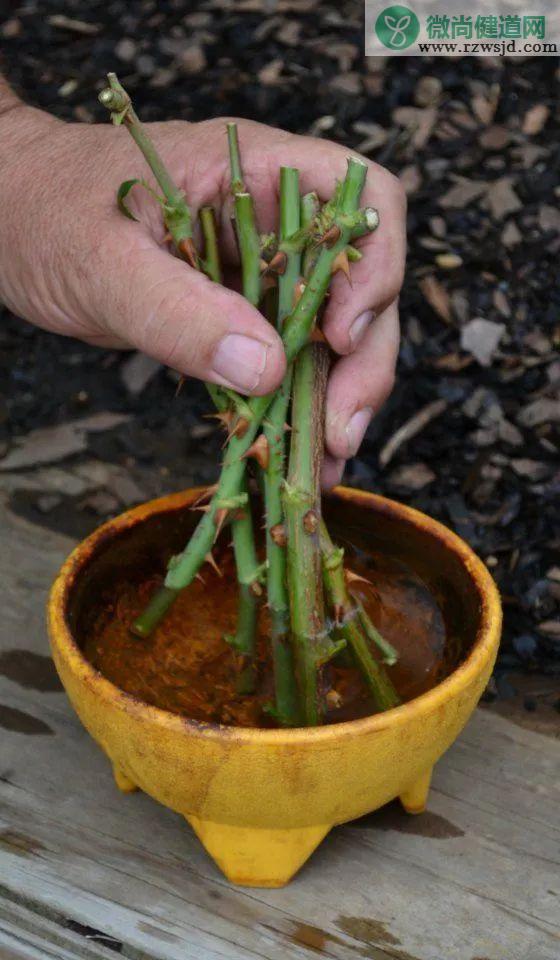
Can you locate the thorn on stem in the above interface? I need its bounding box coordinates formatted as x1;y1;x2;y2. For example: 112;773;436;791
265;250;288;276
270;523;287;547
241;433;270;470
345;569;372;588
205;551;223;577
191;484;219;508
177;237;199;269
331;250;352;285
310;324;327;343
213;506;229;541
220;413;250;446
206;409;235;432
229;416;250;442
302;509;319;535
317;224;341;248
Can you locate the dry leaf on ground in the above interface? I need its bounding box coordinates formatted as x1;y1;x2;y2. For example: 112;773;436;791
418;275;452;323
461;319;505;367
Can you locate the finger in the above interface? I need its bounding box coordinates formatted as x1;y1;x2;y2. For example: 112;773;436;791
325;301;400;460
321;455;346;491
92;231;286;395
79;331;131;350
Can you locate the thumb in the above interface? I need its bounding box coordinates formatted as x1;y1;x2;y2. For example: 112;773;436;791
99;241;286;395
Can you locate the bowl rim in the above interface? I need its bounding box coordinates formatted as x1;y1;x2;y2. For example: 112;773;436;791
48;485;502;745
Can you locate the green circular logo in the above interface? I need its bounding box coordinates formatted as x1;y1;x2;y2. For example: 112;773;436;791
375;5;420;49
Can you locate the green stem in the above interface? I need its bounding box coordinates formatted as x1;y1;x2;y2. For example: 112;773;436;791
263;187;340;716
222;130;264;681
300;191;321;277
137;399;266;614
205;383;228;411
277;169;301;325
319;521;401;711
231;585;258;694
133;158;376;636
263;167;301;726
131;585;179;639
340;156;369;214
300;191;321;228
200;206;222;283
226;122;245;194
99;74;194;249
356;603;398;666
284;343;335;725
226;477;261;694
227;122;260;306
234;193;261;307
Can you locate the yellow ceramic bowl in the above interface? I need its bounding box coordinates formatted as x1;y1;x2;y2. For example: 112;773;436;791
48;487;501;887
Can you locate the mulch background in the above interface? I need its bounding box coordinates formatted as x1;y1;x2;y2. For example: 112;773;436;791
1;0;558;725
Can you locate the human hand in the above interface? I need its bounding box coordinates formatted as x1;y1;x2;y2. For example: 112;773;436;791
0;106;405;484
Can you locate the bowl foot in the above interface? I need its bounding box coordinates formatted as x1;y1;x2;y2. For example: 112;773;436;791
186;815;331;887
399;767;433;814
112;764;138;794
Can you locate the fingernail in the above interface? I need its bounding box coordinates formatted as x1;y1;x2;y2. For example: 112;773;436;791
345;407;373;457
349;310;374;348
212;334;268;392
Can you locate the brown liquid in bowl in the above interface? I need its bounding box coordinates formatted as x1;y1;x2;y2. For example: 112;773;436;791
82;538;451;728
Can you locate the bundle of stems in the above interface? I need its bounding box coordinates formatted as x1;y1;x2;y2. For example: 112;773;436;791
99;73;401;727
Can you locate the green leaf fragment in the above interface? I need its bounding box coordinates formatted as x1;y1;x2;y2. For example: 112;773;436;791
117;179;142;220
117;178;165;221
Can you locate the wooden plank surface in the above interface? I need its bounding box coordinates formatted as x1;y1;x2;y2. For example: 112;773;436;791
1;501;559;960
